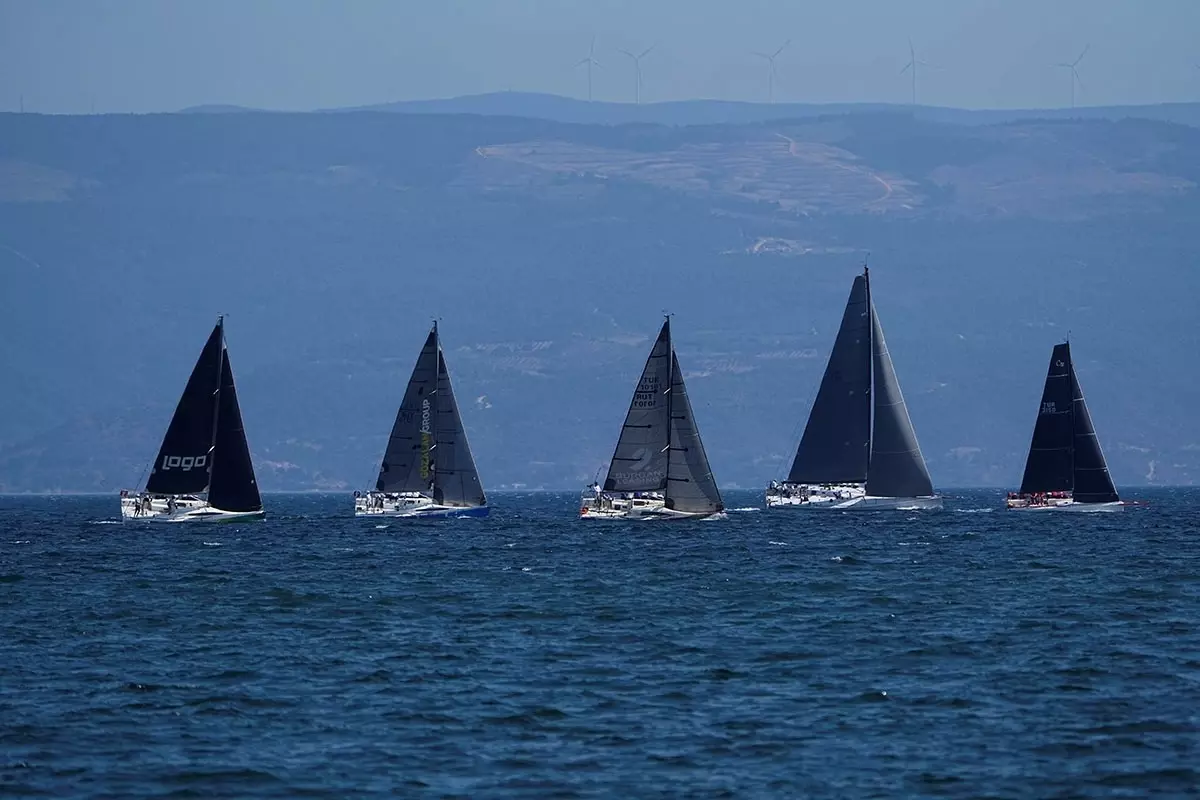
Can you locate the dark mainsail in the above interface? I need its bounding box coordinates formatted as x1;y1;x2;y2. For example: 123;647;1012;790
207;355;262;512
432;349;487;507
1068;359;1119;504
864;297;935;499
145;322;224;496
604;320;672;493
786;275;872;484
375;329;439;493
1018;343;1074;495
664;355;724;514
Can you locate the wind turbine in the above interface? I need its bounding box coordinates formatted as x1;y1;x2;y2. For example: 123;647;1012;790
899;38;930;105
575;36;603;102
753;40;790;104
618;44;655;105
1056;44;1089;108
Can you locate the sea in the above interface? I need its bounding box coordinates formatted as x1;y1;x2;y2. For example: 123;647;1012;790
1;489;1198;798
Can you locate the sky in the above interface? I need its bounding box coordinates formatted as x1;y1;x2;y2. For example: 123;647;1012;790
0;0;1197;114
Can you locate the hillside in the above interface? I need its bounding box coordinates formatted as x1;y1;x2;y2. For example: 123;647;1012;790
327;93;1200;129
1;109;1199;492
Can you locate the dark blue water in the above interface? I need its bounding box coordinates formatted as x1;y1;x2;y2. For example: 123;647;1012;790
2;490;1198;798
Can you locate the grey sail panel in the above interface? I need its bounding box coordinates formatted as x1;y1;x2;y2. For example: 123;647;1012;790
375;329;439;493
604;320;672;493
1018;343;1074;495
432;348;487;507
665;354;724;514
787;275;872;484
1070;362;1119;504
207;354;262;512
864;301;935;498
145;321;223;496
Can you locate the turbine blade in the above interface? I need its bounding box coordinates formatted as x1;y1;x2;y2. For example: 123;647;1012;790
1073;43;1089;66
640;45;655;59
774;39;791;57
618;48;635;59
900;61;912;74
575;58;589;67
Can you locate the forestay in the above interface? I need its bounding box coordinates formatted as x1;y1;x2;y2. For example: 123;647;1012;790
207;352;262;513
1069;359;1119;504
665;355;724;514
864;301;934;499
432;349;487;507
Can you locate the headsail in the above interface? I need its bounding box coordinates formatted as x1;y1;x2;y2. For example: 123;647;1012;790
664;354;723;514
145;321;224;496
207;351;262;512
375;328;439;493
786;274;872;485
1069;358;1119;503
1018;343;1074;495
432;347;486;507
604;320;671;493
864;287;935;499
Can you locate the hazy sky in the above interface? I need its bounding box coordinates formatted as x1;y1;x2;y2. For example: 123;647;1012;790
1;0;1197;114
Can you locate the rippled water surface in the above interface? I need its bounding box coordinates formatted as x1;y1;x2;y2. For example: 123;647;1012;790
2;490;1198;798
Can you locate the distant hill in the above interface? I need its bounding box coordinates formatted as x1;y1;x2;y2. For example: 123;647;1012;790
2;108;1199;492
177;104;269;115
322;92;1200;129
171;92;1200;130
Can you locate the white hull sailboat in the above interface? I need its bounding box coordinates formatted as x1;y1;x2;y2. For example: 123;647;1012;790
766;265;941;511
580;317;724;521
765;485;942;510
357;322;489;519
1006;341;1122;512
120;316;264;523
120;494;264;523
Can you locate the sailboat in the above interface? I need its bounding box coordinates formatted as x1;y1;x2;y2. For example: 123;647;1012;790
356;322;488;518
120;316;264;522
766;267;941;510
1006;341;1121;511
580;316;724;520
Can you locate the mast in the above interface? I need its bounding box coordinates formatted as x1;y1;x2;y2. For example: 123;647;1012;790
1065;339;1075;487
206;314;226;497
663;314;673;499
430;319;439;495
864;262;874;457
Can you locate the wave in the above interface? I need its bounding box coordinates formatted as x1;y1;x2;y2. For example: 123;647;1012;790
202;542;222;547
728;507;761;513
955;508;994;513
88;520;122;525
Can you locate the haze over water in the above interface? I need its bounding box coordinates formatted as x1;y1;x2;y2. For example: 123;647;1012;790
2;490;1198;797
